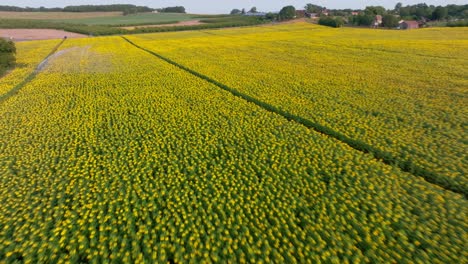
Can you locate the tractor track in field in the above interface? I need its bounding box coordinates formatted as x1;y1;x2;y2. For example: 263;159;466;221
0;38;66;104
122;36;466;199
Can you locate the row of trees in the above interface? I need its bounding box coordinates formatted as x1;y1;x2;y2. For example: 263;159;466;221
314;3;466;20
156;6;186;13
394;3;467;20
318;17;344;28
230;7;258;15
0;39;15;77
0;4;188;16
0;5;62;12
0;5;153;13
62;5;153;13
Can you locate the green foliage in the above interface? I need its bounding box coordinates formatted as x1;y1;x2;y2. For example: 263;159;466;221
157;6;186;14
382;14;400;28
279;6;296;21
0;39;15;76
432;6;448;20
0;19;124;35
305;3;325;13
265;12;278;20
397;4;467;20
230;9;241;15
318;16;345;28
446;4;468;19
352;14;375;26
0;15;265;36
132;17;265;34
447;19;468;27
63;4;153;13
364;6;387;16
0;5;61;12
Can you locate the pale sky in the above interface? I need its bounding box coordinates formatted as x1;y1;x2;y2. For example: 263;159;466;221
2;1;465;14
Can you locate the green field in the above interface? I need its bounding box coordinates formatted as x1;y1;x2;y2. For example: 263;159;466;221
49;13;202;26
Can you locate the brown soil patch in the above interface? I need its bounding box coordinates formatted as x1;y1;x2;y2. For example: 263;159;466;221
0;29;88;41
0;11;122;20
122;20;204;30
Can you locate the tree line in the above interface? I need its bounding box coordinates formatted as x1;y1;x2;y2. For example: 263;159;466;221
229;3;466;28
155;6;186;13
0;5;187;14
0;5;152;13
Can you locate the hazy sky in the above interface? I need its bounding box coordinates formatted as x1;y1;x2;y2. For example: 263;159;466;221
2;1;465;14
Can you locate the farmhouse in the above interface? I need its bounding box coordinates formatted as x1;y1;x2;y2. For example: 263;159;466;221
373;15;383;27
400;20;419;30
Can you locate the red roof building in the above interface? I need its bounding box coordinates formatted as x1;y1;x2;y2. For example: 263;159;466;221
400;20;419;29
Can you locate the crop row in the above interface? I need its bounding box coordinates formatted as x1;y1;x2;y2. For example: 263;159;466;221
125;23;468;193
0;36;466;263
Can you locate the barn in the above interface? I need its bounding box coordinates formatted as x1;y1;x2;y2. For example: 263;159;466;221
400;20;419;30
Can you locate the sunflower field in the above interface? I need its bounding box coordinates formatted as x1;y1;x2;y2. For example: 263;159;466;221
126;23;468;193
0;24;467;263
0;39;61;97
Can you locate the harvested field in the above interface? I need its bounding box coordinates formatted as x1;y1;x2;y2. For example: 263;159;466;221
0;11;122;20
121;20;204;30
0;29;87;41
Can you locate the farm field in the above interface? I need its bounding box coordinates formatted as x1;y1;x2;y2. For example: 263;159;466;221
0;23;467;263
49;13;201;26
0;39;60;97
0;11;122;20
126;23;468;194
0;29;87;41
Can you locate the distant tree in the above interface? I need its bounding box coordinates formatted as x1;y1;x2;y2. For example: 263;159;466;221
432;6;448;20
395;3;403;12
241;8;246;14
319;16;344;27
399;6;410;17
249;7;257;13
0;39;16;76
382;14;399;27
265;12;278;20
63;4;153;13
305;3;324;13
352;14;375;26
364;6;386;16
279;6;296;20
159;6;186;13
230;9;241;15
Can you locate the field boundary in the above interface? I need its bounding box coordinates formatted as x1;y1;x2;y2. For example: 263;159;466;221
122;36;466;198
0;38;66;103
